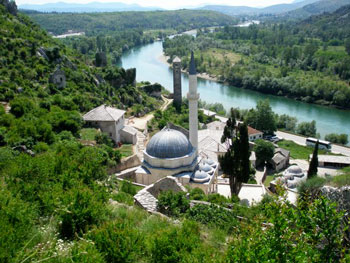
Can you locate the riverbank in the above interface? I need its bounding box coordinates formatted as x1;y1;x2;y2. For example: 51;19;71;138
158;53;219;82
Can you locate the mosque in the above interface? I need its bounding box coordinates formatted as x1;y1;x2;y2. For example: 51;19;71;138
135;52;218;194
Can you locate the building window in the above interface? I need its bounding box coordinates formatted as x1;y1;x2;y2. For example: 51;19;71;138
109;133;112;137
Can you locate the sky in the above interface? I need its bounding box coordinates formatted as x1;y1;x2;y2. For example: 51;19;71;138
16;0;296;9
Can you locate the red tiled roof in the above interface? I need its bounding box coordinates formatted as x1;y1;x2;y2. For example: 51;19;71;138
248;126;262;135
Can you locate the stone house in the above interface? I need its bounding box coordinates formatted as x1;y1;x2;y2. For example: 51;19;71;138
49;68;66;89
83;105;136;144
248;126;263;141
269;148;290;172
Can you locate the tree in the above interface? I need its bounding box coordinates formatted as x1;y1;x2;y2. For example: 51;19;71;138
254;139;275;166
308;140;319;178
345;38;350;56
245;100;276;135
219;109;251;196
297;120;317;137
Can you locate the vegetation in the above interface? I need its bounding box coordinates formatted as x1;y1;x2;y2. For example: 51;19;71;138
254;139;275;166
163;8;350;109
325;133;349;145
308;140;319;178
220;109;251;195
277;140;332;160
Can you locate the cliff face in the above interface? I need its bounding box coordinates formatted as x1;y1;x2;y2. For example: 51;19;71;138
1;0;17;15
321;186;350;212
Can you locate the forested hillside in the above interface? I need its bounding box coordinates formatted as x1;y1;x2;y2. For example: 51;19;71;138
284;0;350;19
26;9;237;35
163;8;350;109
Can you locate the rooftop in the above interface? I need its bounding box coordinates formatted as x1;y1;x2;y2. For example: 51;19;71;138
315;155;350;164
83;105;125;122
248;126;263;136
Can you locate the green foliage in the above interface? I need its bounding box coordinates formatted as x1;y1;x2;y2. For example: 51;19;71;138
254;139;275;165
95;132;114;147
59;186;109;239
220;110;251;195
308;140;319;178
325;133;349;145
157;191;190;217
226;196;344;262
246;99;277;135
298;176;327;202
120;180;137;196
186;204;238;233
297;120;317;137
89;220;142;263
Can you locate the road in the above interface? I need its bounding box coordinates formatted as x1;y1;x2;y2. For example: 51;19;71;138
276;131;350;157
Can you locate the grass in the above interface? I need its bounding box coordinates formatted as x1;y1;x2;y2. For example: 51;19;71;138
264;175;275;187
118;144;134;158
277;140;334;160
328;167;350;187
80;128;98;141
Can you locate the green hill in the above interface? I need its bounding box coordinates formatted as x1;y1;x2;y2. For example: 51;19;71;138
26;9;237;36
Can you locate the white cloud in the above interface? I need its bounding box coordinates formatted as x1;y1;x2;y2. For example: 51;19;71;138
16;0;295;9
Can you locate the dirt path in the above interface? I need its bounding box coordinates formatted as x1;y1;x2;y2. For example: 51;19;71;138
127;95;172;131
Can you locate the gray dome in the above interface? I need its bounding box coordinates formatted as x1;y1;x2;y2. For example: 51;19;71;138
199;162;212;172
287;165;303;175
192;170;210;183
205;158;215;166
146;128;193;159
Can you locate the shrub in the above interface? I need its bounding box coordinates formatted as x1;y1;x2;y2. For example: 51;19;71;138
189;187;206;200
120;180;137;196
9;97;35;118
95;132;114;147
150;220;201;263
90;220;142;263
112;191;134;205
59;187;108;239
298;177;327;203
186;204;238;232
157;191;190;217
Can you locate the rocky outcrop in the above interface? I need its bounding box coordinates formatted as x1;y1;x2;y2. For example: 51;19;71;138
321;186;350;211
1;0;17;15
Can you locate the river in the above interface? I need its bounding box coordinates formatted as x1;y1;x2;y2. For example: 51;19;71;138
118;41;350;141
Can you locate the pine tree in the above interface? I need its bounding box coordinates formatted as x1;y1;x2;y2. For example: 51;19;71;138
219;109;251;196
308;140;319;178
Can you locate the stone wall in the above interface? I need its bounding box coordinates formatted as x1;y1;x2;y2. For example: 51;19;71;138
109;154;141;174
321;186;350;211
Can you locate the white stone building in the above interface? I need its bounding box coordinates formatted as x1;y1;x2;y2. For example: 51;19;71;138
135;52;218;194
83;104;137;144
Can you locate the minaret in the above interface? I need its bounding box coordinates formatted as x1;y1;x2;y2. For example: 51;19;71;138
173;56;182;110
187;51;199;151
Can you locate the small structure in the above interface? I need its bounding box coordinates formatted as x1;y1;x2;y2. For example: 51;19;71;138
238;184;266;206
247;126;263;141
49;68;66;89
200;108;217;118
173;56;182;110
134;176;187;212
83;104;136;144
270;165;306;191
269;148;290;172
206;120;226;131
120;126;138;145
315;155;350;168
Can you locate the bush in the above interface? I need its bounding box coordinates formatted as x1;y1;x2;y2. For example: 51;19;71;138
189;187;206;200
59;187;108;239
95;132;114;147
112;192;134;205
157;191;190;217
9;97;35;118
120;180;137;196
186;204;238;232
150;220;202;263
90;220;142;263
298;177;327;203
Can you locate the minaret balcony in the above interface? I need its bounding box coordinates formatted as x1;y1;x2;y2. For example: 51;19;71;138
187;93;200;100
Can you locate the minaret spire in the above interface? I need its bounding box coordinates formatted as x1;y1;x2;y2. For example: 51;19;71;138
187;51;199;151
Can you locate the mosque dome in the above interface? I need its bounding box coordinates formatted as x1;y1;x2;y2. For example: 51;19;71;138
204;158;215;166
198;162;212;173
283;165;304;178
192;170;210;183
146;128;193;159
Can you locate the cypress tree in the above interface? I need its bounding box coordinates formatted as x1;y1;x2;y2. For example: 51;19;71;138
219;109;251;196
308;140;319;178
